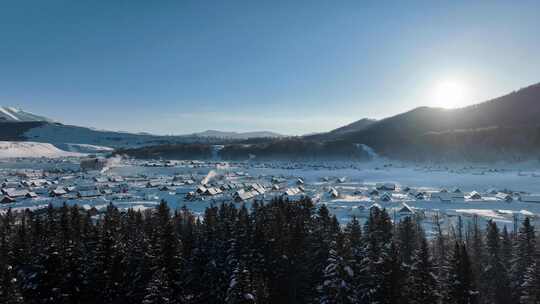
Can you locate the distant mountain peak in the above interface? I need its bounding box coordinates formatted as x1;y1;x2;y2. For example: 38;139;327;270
0;106;54;123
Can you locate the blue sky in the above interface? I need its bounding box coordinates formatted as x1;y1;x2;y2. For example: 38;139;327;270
1;1;539;135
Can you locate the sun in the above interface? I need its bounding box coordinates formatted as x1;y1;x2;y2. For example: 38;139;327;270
431;80;469;109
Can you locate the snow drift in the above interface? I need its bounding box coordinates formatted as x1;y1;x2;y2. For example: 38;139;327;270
0;141;84;158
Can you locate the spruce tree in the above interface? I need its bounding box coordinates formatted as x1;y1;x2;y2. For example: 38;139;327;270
0;265;24;304
500;225;513;272
143;269;173;304
124;209;153;303
379;241;405;304
482;221;511;304
407;233;439;304
466;216;484;293
511;217;536;302
396;216;420;266
357;208;393;303
319;234;356;304
520;234;540;304
153;202;183;300
448;242;478;304
225;262;256;304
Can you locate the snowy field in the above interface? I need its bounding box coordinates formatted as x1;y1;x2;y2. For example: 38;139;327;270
2;157;540;233
0;141;85;158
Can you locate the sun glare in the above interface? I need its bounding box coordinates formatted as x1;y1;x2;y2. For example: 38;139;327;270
432;80;469;109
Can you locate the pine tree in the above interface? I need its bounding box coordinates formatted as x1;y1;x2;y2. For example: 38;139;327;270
153;202;183;299
92;204;123;303
319;234;356;304
79;210;99;302
190;205;228;303
311;204;334;280
225;262;256;304
466;216;484;293
396;216;420;266
520;234;540;304
482;221;511;304
224;204;256;304
520;261;540;304
379;241;405;304
123;209;153;303
432;212;450;289
500;226;513;271
142;269;173;304
344;216;362;249
175;206;196;260
357;208;394;303
0;265;24;304
249;201;271;302
511;217;536;302
10;210;30;267
407;233;439;304
448;242;478;304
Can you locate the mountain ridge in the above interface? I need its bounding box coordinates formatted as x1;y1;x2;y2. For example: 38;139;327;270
191;129;284;139
0;107;284;148
0;106;54;123
2;81;540;161
326;82;540;160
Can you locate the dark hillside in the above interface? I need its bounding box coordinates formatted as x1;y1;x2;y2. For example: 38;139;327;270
114;144;213;159
332;83;540;160
0;121;46;140
219;138;370;161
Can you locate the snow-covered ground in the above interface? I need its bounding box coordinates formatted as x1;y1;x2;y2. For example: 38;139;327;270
0;141;84;158
2;157;540;233
54;143;114;154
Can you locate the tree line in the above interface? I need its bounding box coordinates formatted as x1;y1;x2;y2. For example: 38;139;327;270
0;197;539;304
219;138;370;161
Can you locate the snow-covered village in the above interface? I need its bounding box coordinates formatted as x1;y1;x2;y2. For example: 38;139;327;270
2;155;540;234
3;152;540;303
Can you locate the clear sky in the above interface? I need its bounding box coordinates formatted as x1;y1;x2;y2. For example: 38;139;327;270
1;1;539;135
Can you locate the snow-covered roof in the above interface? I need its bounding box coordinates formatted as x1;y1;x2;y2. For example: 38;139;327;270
284;187;301;197
328;188;339;198
398;203;414;214
380;192;392;202
495;192;513;202
469;191;482;199
369;203;382;210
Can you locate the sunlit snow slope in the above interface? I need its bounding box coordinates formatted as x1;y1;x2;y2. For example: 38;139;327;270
0;141;84;158
0;106;53;122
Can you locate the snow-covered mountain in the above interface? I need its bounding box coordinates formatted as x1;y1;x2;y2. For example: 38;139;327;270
0;106;284;149
0;106;53;122
5;80;540;163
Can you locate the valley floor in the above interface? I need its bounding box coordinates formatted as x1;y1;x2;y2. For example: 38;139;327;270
2;157;540;233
